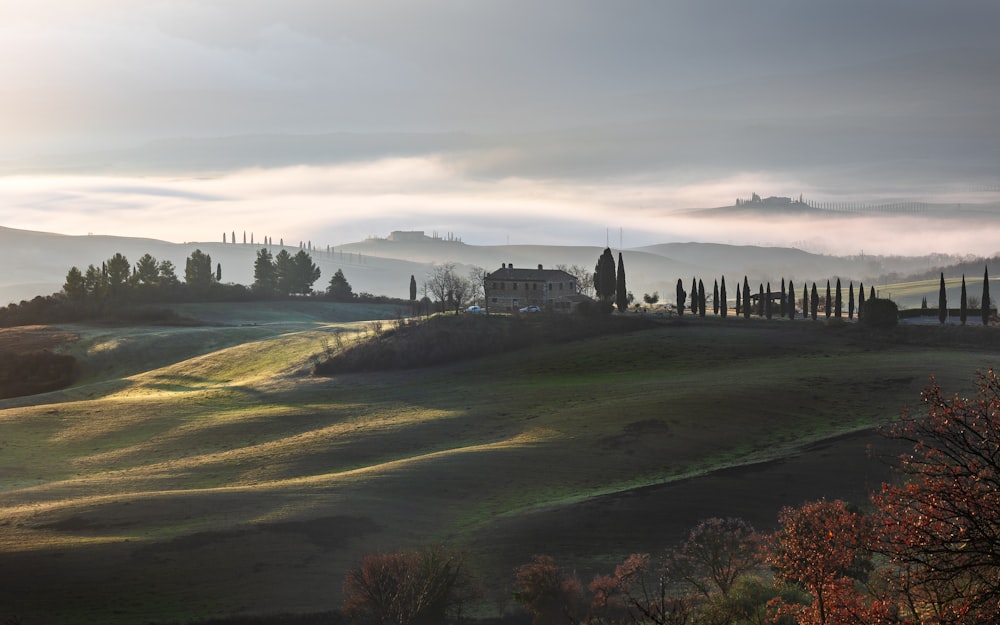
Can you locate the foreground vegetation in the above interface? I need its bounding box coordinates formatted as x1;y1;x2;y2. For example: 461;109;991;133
1;306;999;623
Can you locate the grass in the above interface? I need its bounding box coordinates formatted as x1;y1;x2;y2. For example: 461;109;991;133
1;307;999;623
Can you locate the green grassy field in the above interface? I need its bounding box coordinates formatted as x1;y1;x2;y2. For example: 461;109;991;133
1;304;998;623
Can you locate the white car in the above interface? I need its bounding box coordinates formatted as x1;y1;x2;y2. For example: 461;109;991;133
519;305;541;313
466;305;483;313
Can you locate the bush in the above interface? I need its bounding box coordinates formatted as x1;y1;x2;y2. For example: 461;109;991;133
342;545;477;625
860;298;898;328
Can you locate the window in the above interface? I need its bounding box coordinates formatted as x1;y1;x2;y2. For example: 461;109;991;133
532;283;537;290
513;283;517;290
559;283;564;290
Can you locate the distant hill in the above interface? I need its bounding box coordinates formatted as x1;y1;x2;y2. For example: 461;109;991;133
0;224;978;308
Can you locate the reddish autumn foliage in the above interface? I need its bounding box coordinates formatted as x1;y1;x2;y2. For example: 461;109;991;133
342;545;476;625
768;499;896;625
874;371;1000;623
512;555;585;625
588;553;692;625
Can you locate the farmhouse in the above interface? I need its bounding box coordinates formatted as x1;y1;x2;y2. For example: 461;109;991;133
485;264;589;312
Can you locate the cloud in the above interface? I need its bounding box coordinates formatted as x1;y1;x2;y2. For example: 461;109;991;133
2;159;999;258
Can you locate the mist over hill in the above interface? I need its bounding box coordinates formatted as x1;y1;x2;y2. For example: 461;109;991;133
1;225;985;309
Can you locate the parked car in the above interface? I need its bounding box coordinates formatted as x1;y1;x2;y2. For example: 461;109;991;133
519;305;541;313
466;305;483;314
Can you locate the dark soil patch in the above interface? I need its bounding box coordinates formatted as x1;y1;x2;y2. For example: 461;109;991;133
472;428;911;584
0;325;79;399
313;313;658;374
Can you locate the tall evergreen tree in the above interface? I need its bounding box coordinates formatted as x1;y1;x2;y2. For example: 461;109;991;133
216;262;222;283
713;280;719;316
409;275;417;301
780;278;787;317
133;253;160;287
983;267;991;325
765;283;773;319
616;253;628;313
594;248;616;308
735;284;741;316
292;250;322;294
676;278;686;317
810;283;819;321
698;280;706;318
185;249;214;292
835;278;842;318
253;248;277;295
858;282;866;321
788;282;796;320
63;267;87;300
848;282;855;320
802;282;809;318
960;274;968;325
825;280;832;319
720;277;728;318
327;269;354;300
105;253;131;299
938;272;947;324
757;284;764;316
691;278;699;316
742;277;750;319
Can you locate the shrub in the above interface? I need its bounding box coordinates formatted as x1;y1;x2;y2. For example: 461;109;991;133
342;545;476;625
860;298;898;328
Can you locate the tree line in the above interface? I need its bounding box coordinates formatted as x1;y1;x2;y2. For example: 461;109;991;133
0;248;389;327
339;372;1000;625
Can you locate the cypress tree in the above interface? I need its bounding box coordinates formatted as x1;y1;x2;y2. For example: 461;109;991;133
848;282;855;319
757;284;764;316
765;283;773;319
825;280;832;319
780;278;787;317
676;278;686;317
802;282;809;318
835;278;842;318
409;275;417;301
616;252;628;313
720;277;728;318
743;277;750;319
698;280;706;318
788;282;796;320
735;284;741;316
858;282;866;320
960;274;967;325
811;283;819;321
691;278;699;316
983;267;991;325
870;285;875;301
594;248;616;309
939;272;947;324
713;280;719;315
216;262;222;282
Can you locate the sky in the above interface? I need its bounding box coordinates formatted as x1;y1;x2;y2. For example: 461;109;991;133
1;1;999;253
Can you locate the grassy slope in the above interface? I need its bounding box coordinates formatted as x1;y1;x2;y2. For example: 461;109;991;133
0;307;998;623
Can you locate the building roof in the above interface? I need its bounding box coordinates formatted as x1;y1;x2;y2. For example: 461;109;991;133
486;265;575;281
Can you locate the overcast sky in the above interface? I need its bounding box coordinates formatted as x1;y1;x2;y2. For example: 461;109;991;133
1;1;999;253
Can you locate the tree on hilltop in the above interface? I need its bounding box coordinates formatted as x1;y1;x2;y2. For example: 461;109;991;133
185;249;214;292
594;248;616;310
960;274;968;325
984;267;992;325
327;269;354;301
616;252;628;313
939;273;947;324
720;277;727;318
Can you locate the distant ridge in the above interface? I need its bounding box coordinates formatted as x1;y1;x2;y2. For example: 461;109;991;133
0;224;984;309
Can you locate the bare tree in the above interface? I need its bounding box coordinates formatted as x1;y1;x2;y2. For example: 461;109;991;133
556;264;595;297
427;262;474;313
